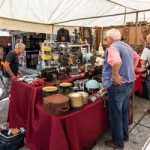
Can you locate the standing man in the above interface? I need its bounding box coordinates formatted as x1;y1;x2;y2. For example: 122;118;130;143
141;34;150;66
102;29;135;149
141;34;150;99
2;43;25;98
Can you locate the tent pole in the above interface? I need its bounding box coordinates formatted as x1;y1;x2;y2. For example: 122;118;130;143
53;9;150;25
101;27;103;44
135;12;138;44
124;8;127;26
131;12;138;124
11;34;15;50
51;25;54;40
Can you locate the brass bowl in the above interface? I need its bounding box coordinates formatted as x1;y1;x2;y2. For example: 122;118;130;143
42;86;58;92
59;82;72;87
42;86;58;97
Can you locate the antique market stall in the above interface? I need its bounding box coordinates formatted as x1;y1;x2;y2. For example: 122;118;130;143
0;0;150;150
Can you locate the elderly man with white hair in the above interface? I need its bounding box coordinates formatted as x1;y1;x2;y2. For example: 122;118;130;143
0;43;26;99
102;29;138;149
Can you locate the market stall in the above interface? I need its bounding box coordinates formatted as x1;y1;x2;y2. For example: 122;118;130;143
8;77;109;150
1;0;150;150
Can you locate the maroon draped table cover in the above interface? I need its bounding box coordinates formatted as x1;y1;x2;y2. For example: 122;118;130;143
8;80;109;150
134;69;146;94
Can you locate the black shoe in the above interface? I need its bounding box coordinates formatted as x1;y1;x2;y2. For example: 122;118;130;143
105;140;124;149
124;138;129;142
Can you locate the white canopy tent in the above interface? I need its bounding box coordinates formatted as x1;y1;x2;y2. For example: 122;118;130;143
0;0;150;32
0;30;10;36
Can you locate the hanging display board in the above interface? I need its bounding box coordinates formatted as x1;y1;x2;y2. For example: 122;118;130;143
102;23;150;53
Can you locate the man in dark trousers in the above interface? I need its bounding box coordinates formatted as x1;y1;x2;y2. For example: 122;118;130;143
102;29;137;149
1;43;25;99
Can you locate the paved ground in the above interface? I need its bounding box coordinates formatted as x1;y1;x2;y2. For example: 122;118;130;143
0;95;150;150
92;95;150;150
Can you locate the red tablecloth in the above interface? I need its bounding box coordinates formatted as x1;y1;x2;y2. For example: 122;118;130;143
134;75;144;94
8;80;109;150
134;69;145;94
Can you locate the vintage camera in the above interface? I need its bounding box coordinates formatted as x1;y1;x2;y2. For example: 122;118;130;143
40;67;58;82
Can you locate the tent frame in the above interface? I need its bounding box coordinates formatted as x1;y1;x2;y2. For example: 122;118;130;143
53;9;150;25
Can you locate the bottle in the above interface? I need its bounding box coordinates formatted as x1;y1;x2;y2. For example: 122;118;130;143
85;63;88;73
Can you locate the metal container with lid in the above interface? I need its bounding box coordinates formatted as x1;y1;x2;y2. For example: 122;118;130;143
43;94;70;115
69;93;84;109
77;92;89;104
59;82;72;95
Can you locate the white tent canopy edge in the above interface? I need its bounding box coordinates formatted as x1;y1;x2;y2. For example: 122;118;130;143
0;0;150;32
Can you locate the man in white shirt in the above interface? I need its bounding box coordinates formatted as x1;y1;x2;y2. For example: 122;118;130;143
141;34;150;99
141;34;150;66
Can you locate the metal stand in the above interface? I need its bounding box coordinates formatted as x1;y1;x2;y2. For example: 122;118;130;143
131;88;134;124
